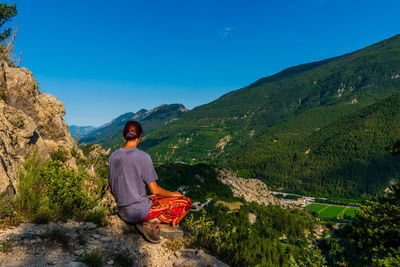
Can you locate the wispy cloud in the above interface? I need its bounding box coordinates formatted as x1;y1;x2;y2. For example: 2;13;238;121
219;27;232;39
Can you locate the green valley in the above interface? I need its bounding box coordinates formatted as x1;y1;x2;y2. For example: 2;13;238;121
138;34;400;198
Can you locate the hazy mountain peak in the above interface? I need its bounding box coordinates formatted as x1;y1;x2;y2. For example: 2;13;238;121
76;103;188;150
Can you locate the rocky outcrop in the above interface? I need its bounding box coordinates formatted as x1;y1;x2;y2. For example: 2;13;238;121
0;60;76;193
0;100;48;192
217;169;282;206
0;216;229;267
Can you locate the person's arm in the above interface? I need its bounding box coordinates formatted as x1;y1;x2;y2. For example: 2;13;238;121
148;181;182;197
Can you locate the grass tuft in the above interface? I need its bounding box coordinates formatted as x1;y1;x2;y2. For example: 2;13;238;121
42;226;70;248
80;251;103;267
84;206;108;226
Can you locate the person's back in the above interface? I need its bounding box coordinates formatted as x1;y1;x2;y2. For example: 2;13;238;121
108;147;158;223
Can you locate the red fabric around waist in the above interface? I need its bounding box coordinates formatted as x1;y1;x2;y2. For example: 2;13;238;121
140;195;192;226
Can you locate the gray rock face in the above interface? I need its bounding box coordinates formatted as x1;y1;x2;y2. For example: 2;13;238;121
0;60;76;193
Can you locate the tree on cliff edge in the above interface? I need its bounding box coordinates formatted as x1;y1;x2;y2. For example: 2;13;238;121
0;3;17;42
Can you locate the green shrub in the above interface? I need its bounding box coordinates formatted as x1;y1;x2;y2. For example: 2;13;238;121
84;206;108;226
80;251;103;267
14;147;107;223
0;191;21;227
70;147;78;158
15;152;49;220
15;151;97;222
41;160;93;218
183;209;217;249
50;149;69;162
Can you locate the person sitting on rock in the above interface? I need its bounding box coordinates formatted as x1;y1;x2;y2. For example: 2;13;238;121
108;120;192;243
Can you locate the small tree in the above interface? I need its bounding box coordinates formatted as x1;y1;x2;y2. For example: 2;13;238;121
0;3;17;42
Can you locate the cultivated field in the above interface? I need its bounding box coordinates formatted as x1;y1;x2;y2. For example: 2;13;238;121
306;203;359;219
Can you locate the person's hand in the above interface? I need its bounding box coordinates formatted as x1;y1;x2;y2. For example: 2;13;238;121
171;191;183;197
148;181;183;197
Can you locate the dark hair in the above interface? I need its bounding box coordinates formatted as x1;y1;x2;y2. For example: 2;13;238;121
123;121;143;141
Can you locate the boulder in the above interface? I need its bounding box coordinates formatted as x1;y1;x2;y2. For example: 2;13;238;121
174;249;229;267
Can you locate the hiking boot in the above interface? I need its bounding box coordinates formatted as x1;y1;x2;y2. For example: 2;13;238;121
135;222;161;244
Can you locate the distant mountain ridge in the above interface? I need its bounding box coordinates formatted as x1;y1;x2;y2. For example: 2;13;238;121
139;33;400;198
75;104;188;151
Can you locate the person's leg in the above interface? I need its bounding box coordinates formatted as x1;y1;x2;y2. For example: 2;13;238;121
140;196;192;226
117;205;162;244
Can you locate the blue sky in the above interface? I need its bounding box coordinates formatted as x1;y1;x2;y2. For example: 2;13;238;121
7;0;400;127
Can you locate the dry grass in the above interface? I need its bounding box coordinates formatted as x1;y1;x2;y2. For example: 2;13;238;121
2;27;22;67
163;237;187;251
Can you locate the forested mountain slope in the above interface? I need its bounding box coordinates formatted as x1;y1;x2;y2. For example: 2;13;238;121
140;34;400;198
224;91;400;197
142;34;400;164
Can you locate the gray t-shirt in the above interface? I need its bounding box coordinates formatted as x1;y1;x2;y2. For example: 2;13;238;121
108;147;158;223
